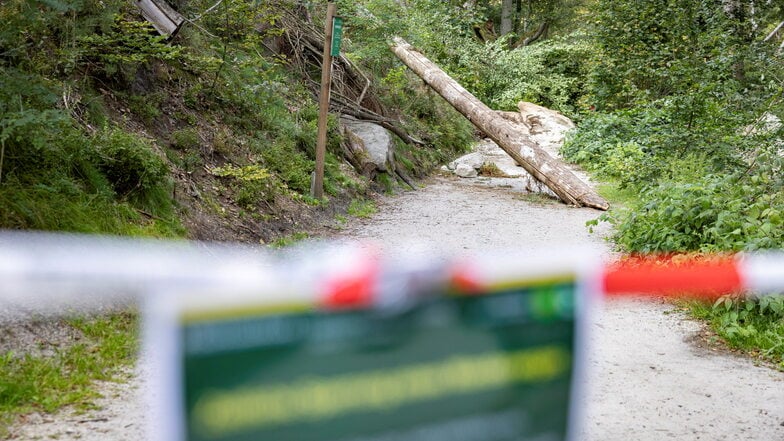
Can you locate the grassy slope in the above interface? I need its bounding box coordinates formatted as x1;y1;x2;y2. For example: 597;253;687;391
0;0;475;426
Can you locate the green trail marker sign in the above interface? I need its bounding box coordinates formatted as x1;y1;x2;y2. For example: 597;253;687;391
331;17;343;57
159;276;583;441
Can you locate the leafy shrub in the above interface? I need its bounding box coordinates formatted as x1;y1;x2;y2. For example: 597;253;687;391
76;17;184;77
94;129;170;205
487;36;593;114
0;108;72;181
256;138;314;195
211;164;270;181
125;92;163;123
690;295;784;366
563;104;749;190
610;164;784;253
170;128;200;150
210;164;274;209
589;0;747;109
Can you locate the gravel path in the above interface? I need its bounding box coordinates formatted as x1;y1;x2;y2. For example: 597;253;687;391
343;175;784;441
7;174;784;440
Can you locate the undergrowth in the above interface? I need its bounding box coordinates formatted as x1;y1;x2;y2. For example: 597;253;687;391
686;296;784;369
0;0;483;424
0;313;139;435
562;0;784;363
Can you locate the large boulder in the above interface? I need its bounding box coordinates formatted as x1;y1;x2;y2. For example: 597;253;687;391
445;101;588;195
448;152;484;171
454;163;478;178
341;117;395;173
516;101;575;157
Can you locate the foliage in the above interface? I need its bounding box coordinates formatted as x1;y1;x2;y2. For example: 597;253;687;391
211;164;270;182
607;167;784;253
0;0;120;74
76;17;184;76
342;0;592;115
568;0;784;356
257;138;314;195
566;1;784;255
0;313;139;434
561;108;744;189
0;69;179;234
479;35;593;113
94;129;170;206
591;1;738;108
170;128;200;150
210;163;276;209
688;295;784;368
347;198;377;218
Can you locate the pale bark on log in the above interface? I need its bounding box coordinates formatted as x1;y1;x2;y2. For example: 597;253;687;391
136;0;184;37
495;110;531;129
390;37;609;210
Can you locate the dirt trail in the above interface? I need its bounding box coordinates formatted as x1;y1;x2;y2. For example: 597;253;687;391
7;175;784;440
343;175;784;441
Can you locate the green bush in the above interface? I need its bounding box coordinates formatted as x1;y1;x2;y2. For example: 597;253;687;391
486;36;593;114
211;164;275;209
94;129;171;211
257;138;314;195
170;128;200;150
76;16;184;77
690;295;784;367
610;163;784;253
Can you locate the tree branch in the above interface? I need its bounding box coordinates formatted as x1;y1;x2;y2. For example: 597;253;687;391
521;21;548;46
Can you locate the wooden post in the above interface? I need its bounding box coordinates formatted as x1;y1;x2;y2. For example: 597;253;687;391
312;3;337;200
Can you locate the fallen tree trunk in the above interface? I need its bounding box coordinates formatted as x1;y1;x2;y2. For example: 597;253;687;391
390;37;609;210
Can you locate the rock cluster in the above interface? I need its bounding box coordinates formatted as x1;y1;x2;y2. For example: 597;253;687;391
443;101;583;195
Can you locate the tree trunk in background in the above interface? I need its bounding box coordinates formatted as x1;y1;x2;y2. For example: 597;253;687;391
500;0;515;36
722;0;751;82
390;37;609;211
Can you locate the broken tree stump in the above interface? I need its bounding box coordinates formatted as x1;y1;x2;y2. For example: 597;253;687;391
390;37;609;210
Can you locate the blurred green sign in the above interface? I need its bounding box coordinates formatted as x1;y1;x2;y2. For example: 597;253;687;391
331;17;343;57
177;281;579;441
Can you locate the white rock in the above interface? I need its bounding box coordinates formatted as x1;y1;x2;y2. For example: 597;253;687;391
517;101;576;157
744;112;782;136
341;118;395;172
454;163;478;178
443;101;589;194
455;152;485;170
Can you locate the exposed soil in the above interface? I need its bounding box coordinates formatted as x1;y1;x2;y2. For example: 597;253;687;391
5;174;784;440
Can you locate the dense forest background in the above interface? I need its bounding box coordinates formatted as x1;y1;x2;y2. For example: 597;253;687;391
1;0;783;361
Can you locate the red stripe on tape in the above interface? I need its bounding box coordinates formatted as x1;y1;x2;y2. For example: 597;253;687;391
603;256;743;299
321;263;378;309
448;262;485;295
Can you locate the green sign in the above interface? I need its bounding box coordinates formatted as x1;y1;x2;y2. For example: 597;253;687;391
176;281;579;441
331;17;343;57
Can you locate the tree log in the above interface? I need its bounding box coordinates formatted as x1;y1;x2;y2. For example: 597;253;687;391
390;37;609;210
136;0;184;37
